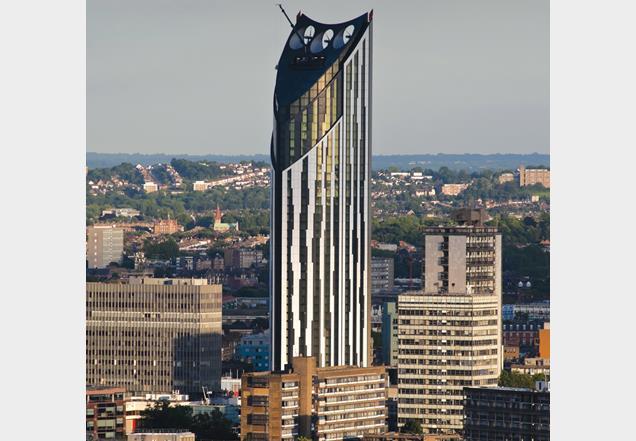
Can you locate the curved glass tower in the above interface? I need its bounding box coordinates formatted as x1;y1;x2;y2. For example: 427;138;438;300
270;11;373;371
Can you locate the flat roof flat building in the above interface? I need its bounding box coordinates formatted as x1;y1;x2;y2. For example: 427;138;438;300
397;210;502;435
86;387;126;440
87;225;124;269
270;11;374;370
518;165;550;188
86;278;222;396
463;387;549;441
128;432;196;441
241;356;387;441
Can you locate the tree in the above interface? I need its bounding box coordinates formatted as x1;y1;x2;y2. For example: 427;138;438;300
144;238;180;260
401;419;423;434
191;409;238;441
139;401;192;430
499;370;545;389
139;402;238;441
371;331;382;350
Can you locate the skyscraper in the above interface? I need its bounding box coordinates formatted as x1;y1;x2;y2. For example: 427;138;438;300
270;11;373;371
397;209;502;434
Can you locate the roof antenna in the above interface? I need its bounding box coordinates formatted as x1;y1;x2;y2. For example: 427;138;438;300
276;3;295;28
276;3;308;54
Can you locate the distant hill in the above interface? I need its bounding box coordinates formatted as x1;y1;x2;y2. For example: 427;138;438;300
87;152;549;171
86;152;270;169
371;153;549;171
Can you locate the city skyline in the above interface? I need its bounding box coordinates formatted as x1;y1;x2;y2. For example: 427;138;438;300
88;0;548;156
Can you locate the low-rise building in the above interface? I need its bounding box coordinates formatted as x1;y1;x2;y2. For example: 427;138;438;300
236;330;271;371
241;356;387;441
518;165;550;188
363;434;461;441
511;357;550;377
463;386;549;441
86;387;126;440
440;183;469;196
153;219;183;235
497;172;515;184
101;208;141;218
502;321;546;356
143;182;159;193
539;323;550;359
502;302;550;321
224;247;264;269
193;180;210;191
128;431;195;441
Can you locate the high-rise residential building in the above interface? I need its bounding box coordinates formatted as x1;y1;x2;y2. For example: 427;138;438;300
241;356;386;441
397;209;502;435
518;165;550;188
372;256;395;295
463;386;550;441
270;11;374;371
382;302;399;367
86;387;127;440
87;225;124;269
86;278;222;395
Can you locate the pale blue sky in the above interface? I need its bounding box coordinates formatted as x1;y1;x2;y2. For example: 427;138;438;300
88;0;548;155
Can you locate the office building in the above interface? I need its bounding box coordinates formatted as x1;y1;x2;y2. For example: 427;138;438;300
518;165;550;188
397;209;502;435
241;356;386;441
382;302;399;367
373;256;395;295
86;387;127;440
270;10;374;371
86;278;222;395
87;225;124;269
236;330;271;371
463;387;549;441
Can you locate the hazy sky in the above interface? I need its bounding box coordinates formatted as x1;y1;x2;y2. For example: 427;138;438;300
88;0;548;156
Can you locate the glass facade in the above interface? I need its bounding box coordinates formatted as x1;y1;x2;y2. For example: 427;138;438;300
271;12;373;371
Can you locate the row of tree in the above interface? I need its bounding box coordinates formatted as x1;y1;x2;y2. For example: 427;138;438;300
138;401;237;441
